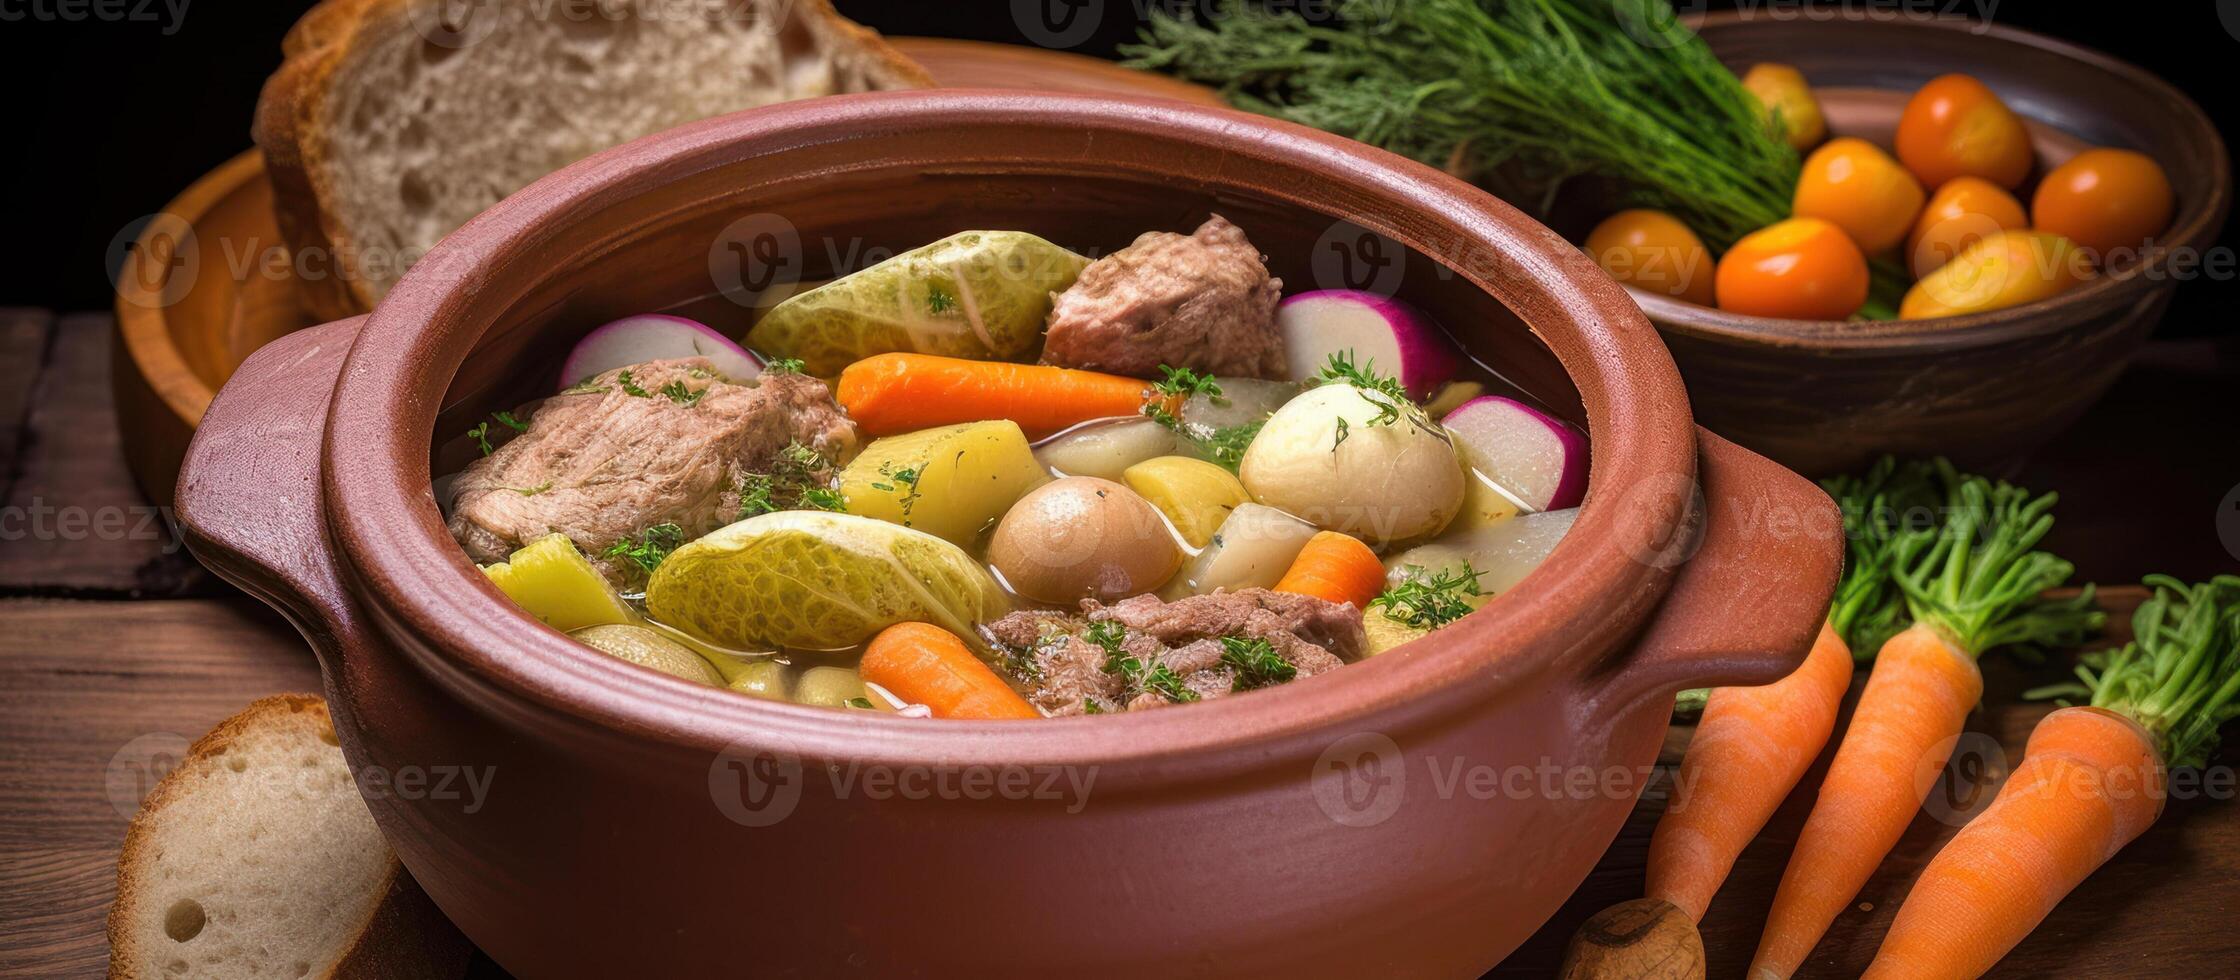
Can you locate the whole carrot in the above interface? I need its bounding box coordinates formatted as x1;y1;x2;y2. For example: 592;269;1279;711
1272;531;1385;609
837;353;1158;438
860;622;1040;720
1748;470;2100;979
1864;575;2240;980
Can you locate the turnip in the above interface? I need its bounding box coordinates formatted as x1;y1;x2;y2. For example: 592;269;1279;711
558;314;763;390
1383;508;1579;597
1276;291;1459;401
1441;396;1587;512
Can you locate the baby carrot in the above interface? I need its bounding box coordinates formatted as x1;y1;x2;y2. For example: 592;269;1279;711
860;622;1039;720
1865;575;2239;980
1749;471;2100;980
1272;531;1385;609
1647;621;1855;922
837;353;1158;438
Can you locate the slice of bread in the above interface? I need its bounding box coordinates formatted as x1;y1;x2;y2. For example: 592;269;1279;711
255;0;932;320
108;695;471;979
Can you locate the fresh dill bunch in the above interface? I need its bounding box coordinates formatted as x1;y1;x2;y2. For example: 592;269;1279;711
1373;562;1486;628
1124;0;1798;250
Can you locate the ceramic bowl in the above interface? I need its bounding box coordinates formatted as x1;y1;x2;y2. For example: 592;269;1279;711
1638;14;2230;475
176;91;1839;978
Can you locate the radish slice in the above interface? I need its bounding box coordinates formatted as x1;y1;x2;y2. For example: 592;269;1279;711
1441;396;1587;512
1276;290;1459;401
559;314;763;390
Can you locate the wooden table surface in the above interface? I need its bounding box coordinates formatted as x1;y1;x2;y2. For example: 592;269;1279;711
2;309;2235;977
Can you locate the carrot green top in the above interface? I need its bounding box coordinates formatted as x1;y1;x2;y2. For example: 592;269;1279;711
1821;457;1945;657
2033;576;2240;769
1889;462;2101;660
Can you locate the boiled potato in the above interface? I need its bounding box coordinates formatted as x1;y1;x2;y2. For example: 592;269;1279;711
1161;503;1319;598
1239;383;1465;545
1384;508;1579;597
1123;456;1251;548
727;659;792;700
794;665;871;708
570;624;723;685
987;477;1182;604
1361;593;1491;655
1033;417;1182;481
841;421;1047;548
480;533;636;633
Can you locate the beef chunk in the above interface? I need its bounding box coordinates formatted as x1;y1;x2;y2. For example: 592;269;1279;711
1041;215;1286;380
447;358;859;587
980;588;1364;716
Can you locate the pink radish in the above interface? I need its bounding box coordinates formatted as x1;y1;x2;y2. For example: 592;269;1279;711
558;314;762;391
1276;290;1459;401
1441;396;1587;512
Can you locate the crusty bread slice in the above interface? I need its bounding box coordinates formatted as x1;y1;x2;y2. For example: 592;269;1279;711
107;695;470;980
255;0;932;320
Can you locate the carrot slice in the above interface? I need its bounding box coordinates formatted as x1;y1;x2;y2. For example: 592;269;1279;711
837;353;1160;439
1646;621;1854;922
1862;706;2163;980
1271;531;1385;609
860;622;1039;720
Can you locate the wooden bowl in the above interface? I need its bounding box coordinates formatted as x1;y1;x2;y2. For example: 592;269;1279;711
176;89;1841;978
110;39;1222;504
1652;14;2231;476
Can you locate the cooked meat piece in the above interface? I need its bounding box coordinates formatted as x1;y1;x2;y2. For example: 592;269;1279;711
1042;215;1286;380
980;588;1364;716
447;358;859;587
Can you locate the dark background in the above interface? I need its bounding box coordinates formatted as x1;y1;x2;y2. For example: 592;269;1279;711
1;0;2233;323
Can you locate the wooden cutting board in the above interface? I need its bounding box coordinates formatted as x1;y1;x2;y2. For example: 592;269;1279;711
109;39;1219;506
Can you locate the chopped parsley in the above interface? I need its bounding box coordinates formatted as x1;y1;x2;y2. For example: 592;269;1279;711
1317;351;1413;427
1371;562;1486;629
800;487;846;512
559;377;611;395
1138;368;1265;474
657;379;707;406
738;442;845;520
1088;619;1198;704
510;481;553;497
763;357;806;375
603;522;685;576
492;410;528;432
926;285;958;315
1081;699;1106;715
467;421;494;456
616;370;654;398
1151;364;1224;402
868;461;924;525
1220;635;1298;691
842;697;875;710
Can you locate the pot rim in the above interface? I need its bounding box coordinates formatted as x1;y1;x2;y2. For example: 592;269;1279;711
321;90;1697;770
1647;12;2231;350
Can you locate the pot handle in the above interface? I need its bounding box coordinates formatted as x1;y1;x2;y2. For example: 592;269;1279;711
1593;428;1843;716
175;316;368;671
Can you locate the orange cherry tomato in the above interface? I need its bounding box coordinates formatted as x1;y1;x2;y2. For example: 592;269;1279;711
1900;230;2093;319
2031;148;2175;260
1741;63;1826;151
1793;137;1926;255
1716;218;1870;320
1895;73;2034;190
1584;209;1716;306
1905;176;2029;278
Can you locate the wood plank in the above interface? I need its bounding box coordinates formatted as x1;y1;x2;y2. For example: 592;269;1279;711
0;308;54;470
0;598;320;977
1495;587;2240;977
0;315;212;598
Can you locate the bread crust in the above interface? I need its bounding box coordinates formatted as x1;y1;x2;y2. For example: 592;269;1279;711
252;0;933;321
106;695;472;980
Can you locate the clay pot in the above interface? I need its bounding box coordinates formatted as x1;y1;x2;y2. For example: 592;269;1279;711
177;91;1839;978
